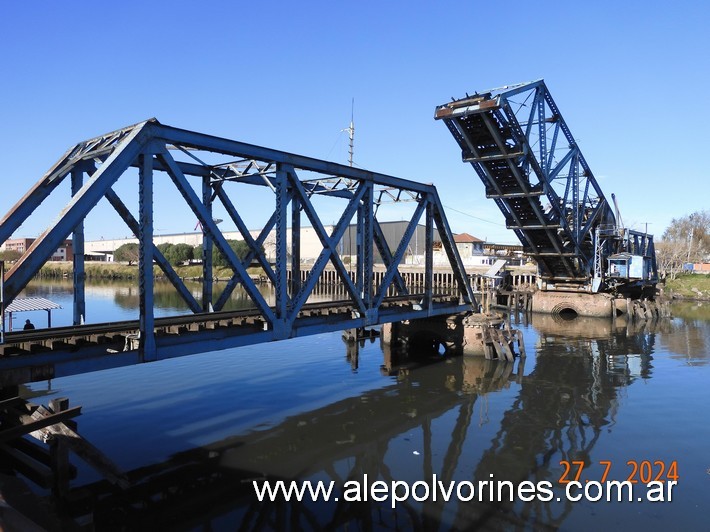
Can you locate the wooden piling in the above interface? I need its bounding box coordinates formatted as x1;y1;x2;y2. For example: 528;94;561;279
48;398;70;498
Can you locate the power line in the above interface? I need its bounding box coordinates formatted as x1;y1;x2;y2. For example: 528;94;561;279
324;130;345;160
442;204;506;227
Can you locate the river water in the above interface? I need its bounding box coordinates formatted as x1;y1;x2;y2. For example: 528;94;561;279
10;280;710;530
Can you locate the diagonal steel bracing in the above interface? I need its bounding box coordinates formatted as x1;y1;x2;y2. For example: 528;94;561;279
104;189;201;314
156;145;276;322
3;122;153;298
1;118;476;359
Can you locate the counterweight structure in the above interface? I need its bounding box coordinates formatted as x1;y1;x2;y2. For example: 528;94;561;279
435;80;657;297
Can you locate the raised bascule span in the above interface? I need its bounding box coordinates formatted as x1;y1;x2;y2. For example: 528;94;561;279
435;80;658;311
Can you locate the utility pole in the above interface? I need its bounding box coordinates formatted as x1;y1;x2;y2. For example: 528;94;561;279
641;222;651;253
687;227;694;262
343;100;355;274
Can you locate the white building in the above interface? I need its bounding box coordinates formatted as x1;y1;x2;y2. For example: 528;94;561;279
82;223;523;268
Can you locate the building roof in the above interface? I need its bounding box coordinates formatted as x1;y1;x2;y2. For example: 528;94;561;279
4;297;62;313
454;232;484;243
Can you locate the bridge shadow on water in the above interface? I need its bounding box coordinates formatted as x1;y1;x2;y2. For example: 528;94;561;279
2;316;662;531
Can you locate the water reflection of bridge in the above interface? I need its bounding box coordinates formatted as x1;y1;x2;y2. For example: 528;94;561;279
2;316;660;530
463;316;656;529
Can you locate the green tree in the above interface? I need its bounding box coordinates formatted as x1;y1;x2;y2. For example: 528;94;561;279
193;244;204;262
156;242;174;262
171;243;194;265
0;249;22;262
658;210;710;279
114;243;139;265
191;240;257;266
212;240;251;267
151;242;196;266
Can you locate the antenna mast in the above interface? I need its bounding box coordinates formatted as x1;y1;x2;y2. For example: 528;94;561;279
345;98;354;167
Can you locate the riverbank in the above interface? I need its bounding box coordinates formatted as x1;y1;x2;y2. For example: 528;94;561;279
36;261;534;282
662;273;710;300
37;262;252;281
35;262;709;300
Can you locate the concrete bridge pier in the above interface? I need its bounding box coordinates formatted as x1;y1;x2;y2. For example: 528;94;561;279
531;291;670;319
531;291;616;318
381;312;524;361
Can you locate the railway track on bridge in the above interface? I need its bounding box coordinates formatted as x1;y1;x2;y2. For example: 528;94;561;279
3;294;457;345
0;294;464;386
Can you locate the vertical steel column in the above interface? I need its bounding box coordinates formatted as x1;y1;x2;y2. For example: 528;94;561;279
275;167;288;319
356;202;364;295
424;200;434;310
138;150;156;360
290;192;301;296
202;175;213;311
71;168;86;325
0;260;4;344
592;227;603;292
537;88;548;177
361;183;373;309
571;153;580;242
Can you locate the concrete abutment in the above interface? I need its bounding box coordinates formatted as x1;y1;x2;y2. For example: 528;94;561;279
381;312;524;361
530;291;669;319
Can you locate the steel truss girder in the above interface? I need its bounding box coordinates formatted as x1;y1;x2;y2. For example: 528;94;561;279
1;118;475;354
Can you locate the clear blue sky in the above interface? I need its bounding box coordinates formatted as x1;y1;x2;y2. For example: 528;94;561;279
1;1;708;244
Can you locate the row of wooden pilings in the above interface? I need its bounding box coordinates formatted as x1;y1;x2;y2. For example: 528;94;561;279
495;290;533;314
285;269;536;295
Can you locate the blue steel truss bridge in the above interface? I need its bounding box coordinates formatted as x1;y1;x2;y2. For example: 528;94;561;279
0;119;476;385
436;80;657;297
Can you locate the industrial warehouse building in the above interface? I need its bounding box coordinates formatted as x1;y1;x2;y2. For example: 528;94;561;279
2;222;523;267
79;221;523;267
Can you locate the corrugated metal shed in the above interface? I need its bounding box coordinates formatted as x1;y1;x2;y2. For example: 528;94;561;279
3;297;62;331
5;297;62;313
